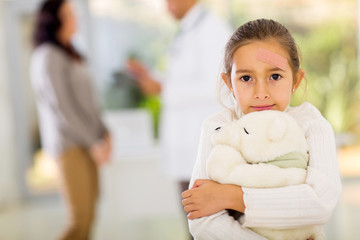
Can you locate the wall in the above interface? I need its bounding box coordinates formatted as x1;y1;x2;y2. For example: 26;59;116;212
0;2;20;207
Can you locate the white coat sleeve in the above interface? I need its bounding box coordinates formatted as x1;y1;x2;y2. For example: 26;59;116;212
241;114;342;228
188;119;268;240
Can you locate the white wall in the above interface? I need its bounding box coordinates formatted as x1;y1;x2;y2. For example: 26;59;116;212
0;2;21;207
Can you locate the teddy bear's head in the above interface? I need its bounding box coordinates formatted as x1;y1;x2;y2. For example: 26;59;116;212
212;110;308;164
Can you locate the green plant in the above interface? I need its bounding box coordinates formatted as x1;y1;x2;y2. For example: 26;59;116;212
291;20;359;133
139;95;161;139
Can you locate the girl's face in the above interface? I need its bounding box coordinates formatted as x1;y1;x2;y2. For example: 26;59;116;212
57;1;76;44
223;39;304;114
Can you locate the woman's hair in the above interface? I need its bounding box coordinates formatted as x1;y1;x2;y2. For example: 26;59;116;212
33;0;83;60
224;18;301;79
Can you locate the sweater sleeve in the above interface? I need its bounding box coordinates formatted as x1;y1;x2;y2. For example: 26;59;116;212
188;115;268;240
41;49;104;148
241;107;342;228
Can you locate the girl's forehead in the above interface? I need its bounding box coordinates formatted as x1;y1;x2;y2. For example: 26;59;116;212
235;40;289;58
256;48;287;71
232;40;291;71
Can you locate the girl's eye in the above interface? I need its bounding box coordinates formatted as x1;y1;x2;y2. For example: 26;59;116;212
240;75;252;82
270;74;281;80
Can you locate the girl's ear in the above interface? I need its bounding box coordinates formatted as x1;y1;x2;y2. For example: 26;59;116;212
293;69;305;92
221;73;232;91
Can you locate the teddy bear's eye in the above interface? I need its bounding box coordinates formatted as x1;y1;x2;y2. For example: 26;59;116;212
215;127;221;131
243;127;249;134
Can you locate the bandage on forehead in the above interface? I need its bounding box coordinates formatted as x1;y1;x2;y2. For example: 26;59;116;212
256;48;287;71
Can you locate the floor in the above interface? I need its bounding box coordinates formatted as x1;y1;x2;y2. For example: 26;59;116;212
0;156;189;240
0;199;188;240
1;160;360;240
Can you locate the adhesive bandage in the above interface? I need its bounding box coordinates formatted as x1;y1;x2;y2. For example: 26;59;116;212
256;48;287;71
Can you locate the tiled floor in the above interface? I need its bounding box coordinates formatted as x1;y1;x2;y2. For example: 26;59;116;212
1;161;359;240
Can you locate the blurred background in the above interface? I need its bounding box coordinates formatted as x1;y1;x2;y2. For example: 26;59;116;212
0;0;359;239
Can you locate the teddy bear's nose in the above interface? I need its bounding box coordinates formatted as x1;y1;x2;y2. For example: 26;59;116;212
215;127;221;131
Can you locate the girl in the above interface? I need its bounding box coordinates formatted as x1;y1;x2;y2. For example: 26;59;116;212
31;0;112;239
181;19;342;239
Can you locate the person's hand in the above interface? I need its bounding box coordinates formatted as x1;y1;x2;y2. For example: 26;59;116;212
126;59;161;95
103;134;112;163
126;59;148;79
181;179;245;220
90;140;110;166
90;134;112;166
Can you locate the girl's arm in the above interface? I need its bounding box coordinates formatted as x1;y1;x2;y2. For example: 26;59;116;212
184;117;267;240
182;179;245;220
184;105;341;238
240;114;342;228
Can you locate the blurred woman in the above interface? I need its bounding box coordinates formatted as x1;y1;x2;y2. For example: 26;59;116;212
30;0;112;239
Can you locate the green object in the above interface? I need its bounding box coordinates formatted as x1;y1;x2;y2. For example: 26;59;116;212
103;70;162;139
266;151;309;169
291;20;359;133
104;70;144;109
139;95;162;139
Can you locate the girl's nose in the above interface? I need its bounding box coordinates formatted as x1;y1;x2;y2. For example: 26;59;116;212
254;80;270;100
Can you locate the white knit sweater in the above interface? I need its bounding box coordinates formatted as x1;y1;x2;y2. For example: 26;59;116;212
188;102;342;240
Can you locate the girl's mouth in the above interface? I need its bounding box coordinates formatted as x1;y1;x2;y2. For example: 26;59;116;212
251;104;275;111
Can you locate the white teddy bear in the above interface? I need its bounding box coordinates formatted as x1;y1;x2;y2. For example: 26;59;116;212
207;110;324;240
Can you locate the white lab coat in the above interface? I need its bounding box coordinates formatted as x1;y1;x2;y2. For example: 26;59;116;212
160;3;232;181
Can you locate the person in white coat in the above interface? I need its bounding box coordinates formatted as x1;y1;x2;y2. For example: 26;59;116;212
127;0;232;237
128;0;231;184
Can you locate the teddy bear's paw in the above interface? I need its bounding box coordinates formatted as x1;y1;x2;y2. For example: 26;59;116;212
208;145;246;182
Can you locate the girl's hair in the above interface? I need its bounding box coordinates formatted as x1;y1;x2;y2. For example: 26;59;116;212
33;0;83;61
224;18;301;80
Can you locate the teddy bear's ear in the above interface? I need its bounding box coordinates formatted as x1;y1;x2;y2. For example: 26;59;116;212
267;116;287;142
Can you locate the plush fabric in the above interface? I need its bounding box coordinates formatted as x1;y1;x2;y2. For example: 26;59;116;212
188;103;341;240
268;151;308;169
207;110;324;240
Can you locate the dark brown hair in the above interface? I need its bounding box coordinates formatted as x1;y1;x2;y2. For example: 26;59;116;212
224;19;301;80
33;0;83;61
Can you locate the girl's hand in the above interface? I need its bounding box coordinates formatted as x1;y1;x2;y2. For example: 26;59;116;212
181;179;245;220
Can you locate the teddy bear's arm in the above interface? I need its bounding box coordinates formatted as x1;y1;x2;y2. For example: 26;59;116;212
224;163;307;188
208;145;247;184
